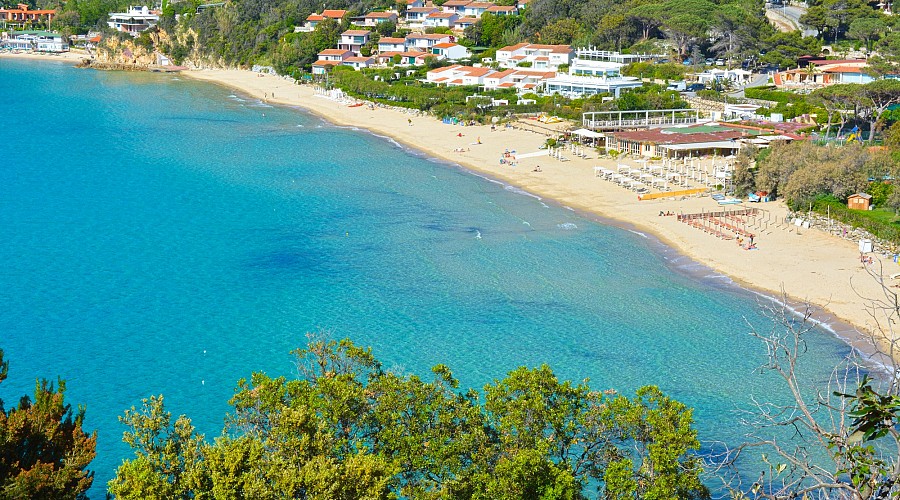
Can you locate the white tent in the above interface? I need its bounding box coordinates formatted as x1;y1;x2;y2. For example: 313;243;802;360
571;128;604;146
571;128;603;139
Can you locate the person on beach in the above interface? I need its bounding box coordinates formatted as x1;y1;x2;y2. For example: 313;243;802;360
408;118;412;127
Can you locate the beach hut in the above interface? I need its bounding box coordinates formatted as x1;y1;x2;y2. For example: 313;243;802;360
847;193;872;211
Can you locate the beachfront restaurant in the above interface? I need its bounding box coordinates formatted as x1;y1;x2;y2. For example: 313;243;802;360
606;126;745;158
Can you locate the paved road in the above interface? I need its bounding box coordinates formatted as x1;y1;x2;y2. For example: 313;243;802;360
766;4;819;36
727;73;773;98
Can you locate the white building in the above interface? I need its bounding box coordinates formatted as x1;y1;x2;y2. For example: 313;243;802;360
569;58;625;78
481;68;556;91
441;0;471;15
343;56;375;70
2;30;68;52
362;11;398;26
406;33;454;51
377;37;407;53
540;56;641;97
463;2;492;17
543;74;642;97
312;48;351;74
339;30;371;56
426;64;495;86
496;43;574;71
486;5;518;15
107;6;158;36
425;11;458;28
430;42;470;61
453;17;477;31
695;68;753;86
405;6;437;25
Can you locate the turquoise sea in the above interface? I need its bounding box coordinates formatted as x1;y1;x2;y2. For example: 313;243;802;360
3;59;852;496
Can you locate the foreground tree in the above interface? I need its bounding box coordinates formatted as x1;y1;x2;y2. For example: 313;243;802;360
710;268;900;498
111;336;708;498
0;349;96;499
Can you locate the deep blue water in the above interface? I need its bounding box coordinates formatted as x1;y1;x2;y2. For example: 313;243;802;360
2;59;851;496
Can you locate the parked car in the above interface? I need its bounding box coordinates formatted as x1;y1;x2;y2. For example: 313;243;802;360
686;83;706;91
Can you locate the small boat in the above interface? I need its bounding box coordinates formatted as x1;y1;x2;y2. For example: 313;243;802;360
347;103;364;108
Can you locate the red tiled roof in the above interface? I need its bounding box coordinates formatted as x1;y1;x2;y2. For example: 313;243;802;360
342;29;371;35
407;33;452;39
365;11;396;17
463;66;492;76
306;14;324;21
322;9;347;18
344;56;373;63
442;0;471;5
379;37;406;43
487;5;516;11
497;43;529;52
428;64;460;73
433;42;457;48
486;69;516;78
823;65;867;73
312;60;342;66
428;11;457;17
808;59;866;66
319;48;350;55
450;79;463;84
512;70;556;77
610;129;744;145
525;44;573;53
498;82;515;87
466;2;493;7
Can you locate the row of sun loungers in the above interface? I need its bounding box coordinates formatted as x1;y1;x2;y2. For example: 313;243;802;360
678;209;759;240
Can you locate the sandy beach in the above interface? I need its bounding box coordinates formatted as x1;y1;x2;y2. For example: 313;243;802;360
0;49;89;63
179;69;900;352
9;57;882;355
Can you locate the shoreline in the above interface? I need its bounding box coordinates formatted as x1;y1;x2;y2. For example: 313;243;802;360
0;49;88;64
9;57;891;363
192;69;898;362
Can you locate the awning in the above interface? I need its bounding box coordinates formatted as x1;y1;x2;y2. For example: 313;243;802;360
571;128;604;139
658;141;741;151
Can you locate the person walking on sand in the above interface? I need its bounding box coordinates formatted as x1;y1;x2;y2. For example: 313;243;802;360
408;118;412;126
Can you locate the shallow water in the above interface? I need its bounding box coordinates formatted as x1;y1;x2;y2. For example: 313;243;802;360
2;60;851;495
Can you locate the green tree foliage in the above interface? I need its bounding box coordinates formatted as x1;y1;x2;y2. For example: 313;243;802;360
732;145;757;196
0;349;96;499
537;17;582;45
464;12;523;48
111;338;708;499
758;31;822;69
848;16;887;51
756;141;869;208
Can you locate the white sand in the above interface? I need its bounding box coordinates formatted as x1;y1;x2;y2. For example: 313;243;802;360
21;62;886;352
0;49;90;63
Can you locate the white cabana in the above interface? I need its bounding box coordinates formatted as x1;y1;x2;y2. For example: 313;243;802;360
571;128;604;146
